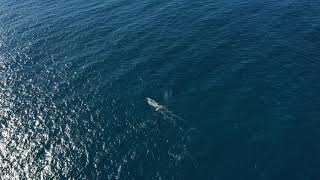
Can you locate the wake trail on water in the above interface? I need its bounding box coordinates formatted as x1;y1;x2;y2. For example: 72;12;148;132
146;97;197;164
146;97;186;129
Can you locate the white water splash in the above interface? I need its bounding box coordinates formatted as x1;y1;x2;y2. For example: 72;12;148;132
146;98;165;112
146;97;184;128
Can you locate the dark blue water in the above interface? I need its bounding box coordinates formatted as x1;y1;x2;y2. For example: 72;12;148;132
1;0;320;179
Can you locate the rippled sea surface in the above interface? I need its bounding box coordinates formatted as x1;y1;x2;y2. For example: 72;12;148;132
0;0;320;179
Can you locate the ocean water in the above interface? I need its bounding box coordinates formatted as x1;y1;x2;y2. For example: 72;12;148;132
0;0;320;179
